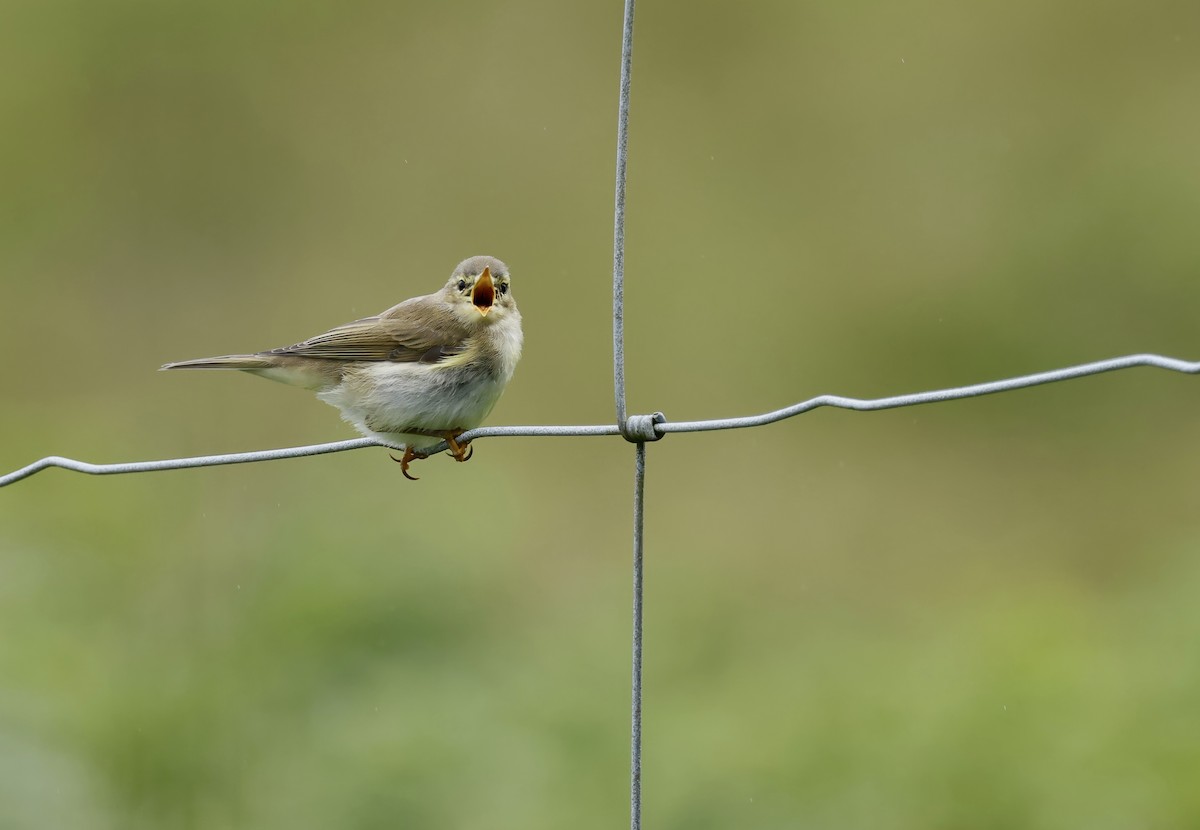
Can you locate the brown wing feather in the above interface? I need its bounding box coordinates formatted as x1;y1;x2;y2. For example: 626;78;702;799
261;294;472;363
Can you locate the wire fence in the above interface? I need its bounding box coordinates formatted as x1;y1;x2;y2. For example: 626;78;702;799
4;352;1198;488
3;1;1199;827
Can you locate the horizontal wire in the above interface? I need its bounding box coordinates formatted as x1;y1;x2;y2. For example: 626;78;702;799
0;428;620;487
660;352;1200;433
0;438;379;487
2;352;1196;488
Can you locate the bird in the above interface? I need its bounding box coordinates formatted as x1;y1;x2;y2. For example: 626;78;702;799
161;255;523;479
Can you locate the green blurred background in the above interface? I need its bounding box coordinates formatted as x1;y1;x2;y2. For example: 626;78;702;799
3;0;1200;827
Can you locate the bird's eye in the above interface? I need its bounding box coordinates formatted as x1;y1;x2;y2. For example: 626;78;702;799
499;282;509;295
456;279;467;291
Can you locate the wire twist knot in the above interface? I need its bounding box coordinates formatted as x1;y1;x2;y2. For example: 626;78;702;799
622;412;665;443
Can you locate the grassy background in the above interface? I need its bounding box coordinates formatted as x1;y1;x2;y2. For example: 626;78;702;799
3;0;1200;827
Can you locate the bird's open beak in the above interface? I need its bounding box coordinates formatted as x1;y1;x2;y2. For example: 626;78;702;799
472;267;495;316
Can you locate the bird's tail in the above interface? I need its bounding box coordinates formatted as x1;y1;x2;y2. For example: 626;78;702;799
160;353;338;391
160;355;276;371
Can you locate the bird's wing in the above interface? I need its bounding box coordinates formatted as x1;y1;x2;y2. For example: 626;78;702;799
262;295;473;363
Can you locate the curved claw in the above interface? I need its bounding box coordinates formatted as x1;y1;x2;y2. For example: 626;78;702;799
443;430;474;463
389;450;422;481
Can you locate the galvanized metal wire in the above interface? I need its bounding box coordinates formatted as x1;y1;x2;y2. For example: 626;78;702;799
609;2;644;826
2;1;1199;828
612;0;636;436
629;441;646;830
5;353;1198;488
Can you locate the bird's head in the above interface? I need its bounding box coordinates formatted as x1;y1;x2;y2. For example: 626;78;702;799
442;255;517;324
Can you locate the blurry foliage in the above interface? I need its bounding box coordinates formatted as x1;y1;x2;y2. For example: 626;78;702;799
2;0;1200;827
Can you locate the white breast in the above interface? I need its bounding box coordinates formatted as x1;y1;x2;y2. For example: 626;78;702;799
318;311;523;450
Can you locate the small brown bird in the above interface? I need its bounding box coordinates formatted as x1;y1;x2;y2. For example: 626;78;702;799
162;255;523;479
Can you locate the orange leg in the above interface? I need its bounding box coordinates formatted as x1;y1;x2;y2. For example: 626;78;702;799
443;430;473;463
386;428;473;476
389;445;429;481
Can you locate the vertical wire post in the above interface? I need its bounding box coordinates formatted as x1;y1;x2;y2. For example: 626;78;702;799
610;0;643;826
629;441;646;830
612;0;636;429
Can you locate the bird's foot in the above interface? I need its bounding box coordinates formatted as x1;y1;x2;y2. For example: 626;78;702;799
443;430;473;463
389;445;430;481
386;428;472;477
